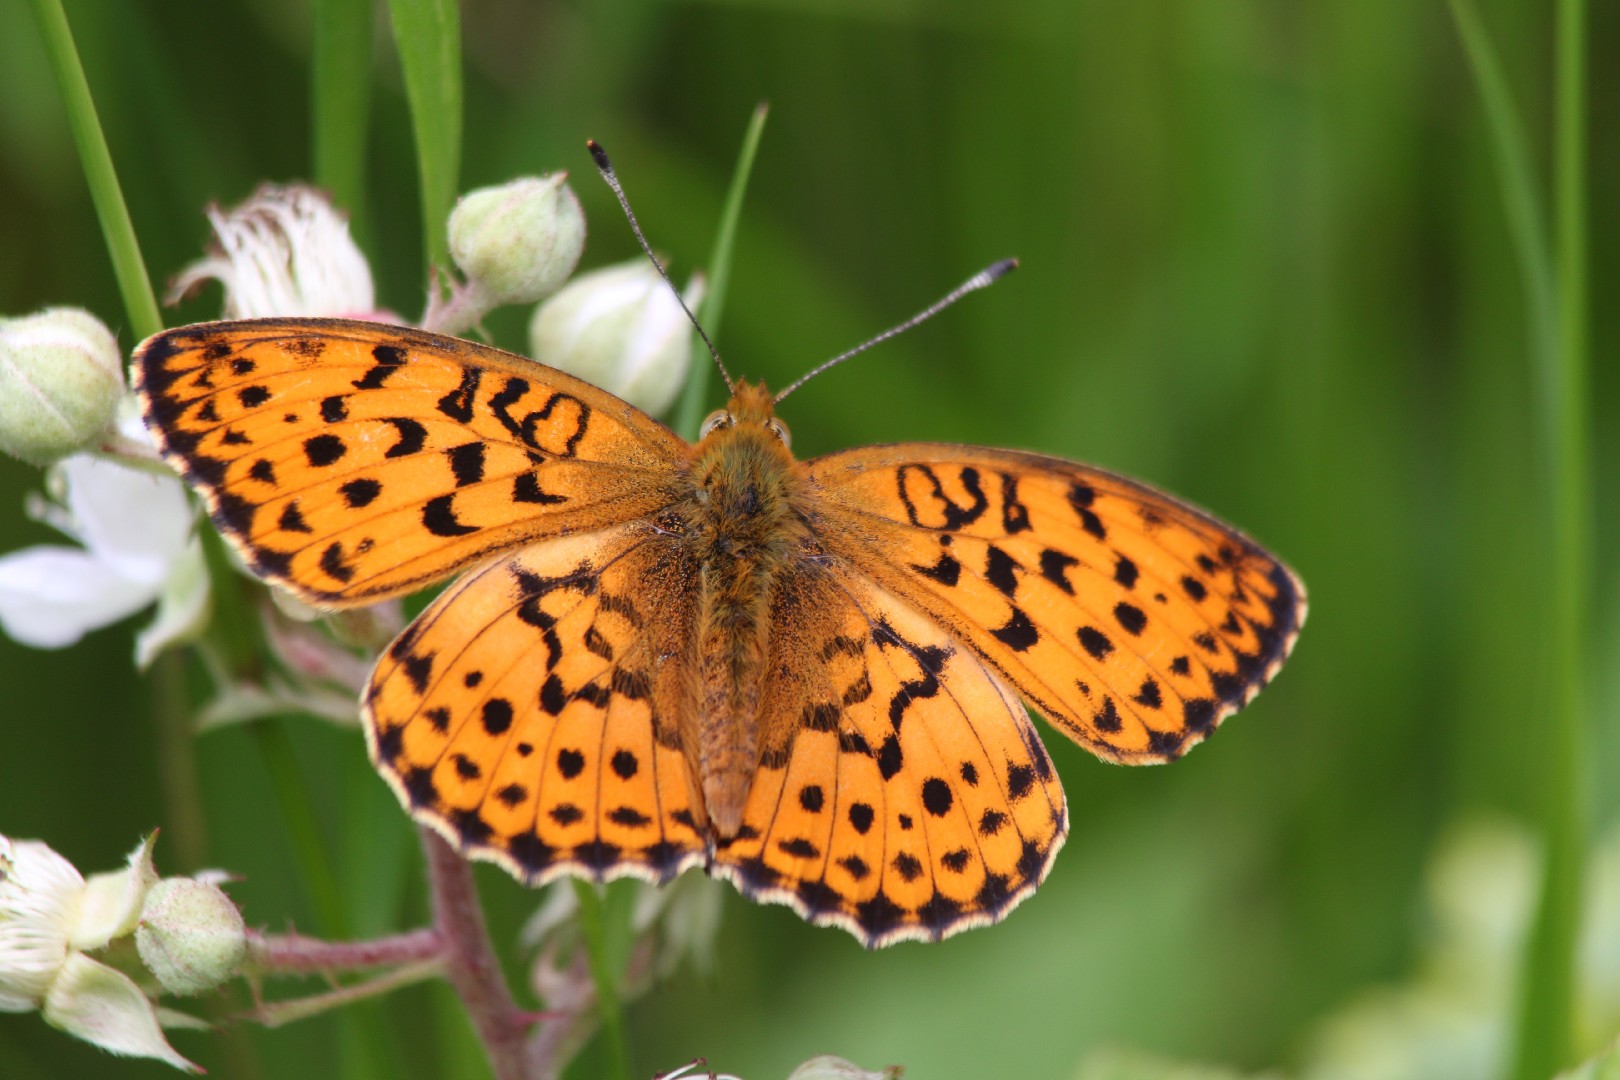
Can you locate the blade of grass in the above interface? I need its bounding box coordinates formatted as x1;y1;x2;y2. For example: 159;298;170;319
1510;0;1590;1074
1449;5;1590;1071
675;101;770;439
1445;0;1557;438
387;0;462;274
26;0;161;341
313;0;374;225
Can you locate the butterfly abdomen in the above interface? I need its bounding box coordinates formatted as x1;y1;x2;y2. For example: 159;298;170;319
684;413;812;837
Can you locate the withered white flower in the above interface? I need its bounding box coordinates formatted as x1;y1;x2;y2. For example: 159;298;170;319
168;184;381;320
0;835;197;1072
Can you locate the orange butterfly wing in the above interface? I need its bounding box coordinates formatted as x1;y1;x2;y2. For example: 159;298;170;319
710;566;1065;945
135;318;708;882
366;524;709;884
803;444;1306;764
133;318;687;604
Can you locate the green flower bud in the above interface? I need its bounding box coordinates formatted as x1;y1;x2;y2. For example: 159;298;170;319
528;259;705;416
135;878;247;996
0;308;123;464
449;175;586;308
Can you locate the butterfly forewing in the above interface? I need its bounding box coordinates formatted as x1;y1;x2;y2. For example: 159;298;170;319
133;319;689;605
805;444;1306;764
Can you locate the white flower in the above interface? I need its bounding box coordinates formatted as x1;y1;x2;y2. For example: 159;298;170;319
0;410;209;667
528;258;705;416
168;184;382;319
0;834;196;1071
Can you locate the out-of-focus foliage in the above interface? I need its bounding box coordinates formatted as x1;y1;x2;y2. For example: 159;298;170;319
0;1;1615;1077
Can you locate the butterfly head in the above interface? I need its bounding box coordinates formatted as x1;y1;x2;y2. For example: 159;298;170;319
697;380;791;450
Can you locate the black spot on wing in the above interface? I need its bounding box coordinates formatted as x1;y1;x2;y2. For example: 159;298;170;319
383;417;428;458
423;495;478;537
991;608;1038;651
352;344;408;390
304;434;346;467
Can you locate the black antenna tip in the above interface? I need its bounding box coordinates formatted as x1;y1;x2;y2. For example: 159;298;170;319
587;140;612;173
988;257;1019;280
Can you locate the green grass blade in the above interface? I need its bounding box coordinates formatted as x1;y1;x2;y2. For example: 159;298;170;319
1448;5;1591;1071
1446;0;1557;438
313;0;374;223
26;0;161;341
675;101;770;439
1510;0;1590;1075
386;0;462;274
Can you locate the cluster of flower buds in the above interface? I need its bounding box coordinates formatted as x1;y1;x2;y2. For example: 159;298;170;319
0;834;246;1071
442;173;706;415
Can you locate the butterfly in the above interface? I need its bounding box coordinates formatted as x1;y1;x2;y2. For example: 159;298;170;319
133;302;1304;947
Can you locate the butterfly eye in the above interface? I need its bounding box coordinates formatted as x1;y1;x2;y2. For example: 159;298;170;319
699;410;734;438
766;418;792;448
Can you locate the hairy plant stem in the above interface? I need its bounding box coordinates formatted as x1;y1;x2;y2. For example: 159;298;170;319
421;828;534;1080
250;927;444;973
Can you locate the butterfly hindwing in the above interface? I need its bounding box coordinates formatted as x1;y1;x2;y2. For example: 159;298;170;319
806;444;1306;764
365;522;709;884
711;564;1066;946
133;318;688;605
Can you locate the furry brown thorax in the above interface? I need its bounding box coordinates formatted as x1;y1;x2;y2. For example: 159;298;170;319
677;381;814;838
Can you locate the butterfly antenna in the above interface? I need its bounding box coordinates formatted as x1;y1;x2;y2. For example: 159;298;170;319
773;258;1018;404
587;140;735;393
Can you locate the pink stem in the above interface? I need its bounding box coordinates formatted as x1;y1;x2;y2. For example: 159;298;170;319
251;926;443;973
421;827;535;1080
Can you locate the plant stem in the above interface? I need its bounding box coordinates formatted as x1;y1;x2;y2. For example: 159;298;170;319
246;958;446;1028
26;0;162;341
421;828;533;1080
151;649;208;872
250;927;443;974
571;880;632;1080
1512;0;1590;1075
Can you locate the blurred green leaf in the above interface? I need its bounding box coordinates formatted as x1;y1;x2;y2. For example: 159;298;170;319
1559;1038;1620;1080
313;0;374;224
387;0;461;275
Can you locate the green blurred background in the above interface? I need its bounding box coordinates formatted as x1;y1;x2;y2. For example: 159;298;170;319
0;1;1615;1077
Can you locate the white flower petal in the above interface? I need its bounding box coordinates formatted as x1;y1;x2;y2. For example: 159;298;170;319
134;540;211;669
42;953;199;1072
0;546;159;648
71;834;157;951
0;837;83;1011
59;455;192;582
